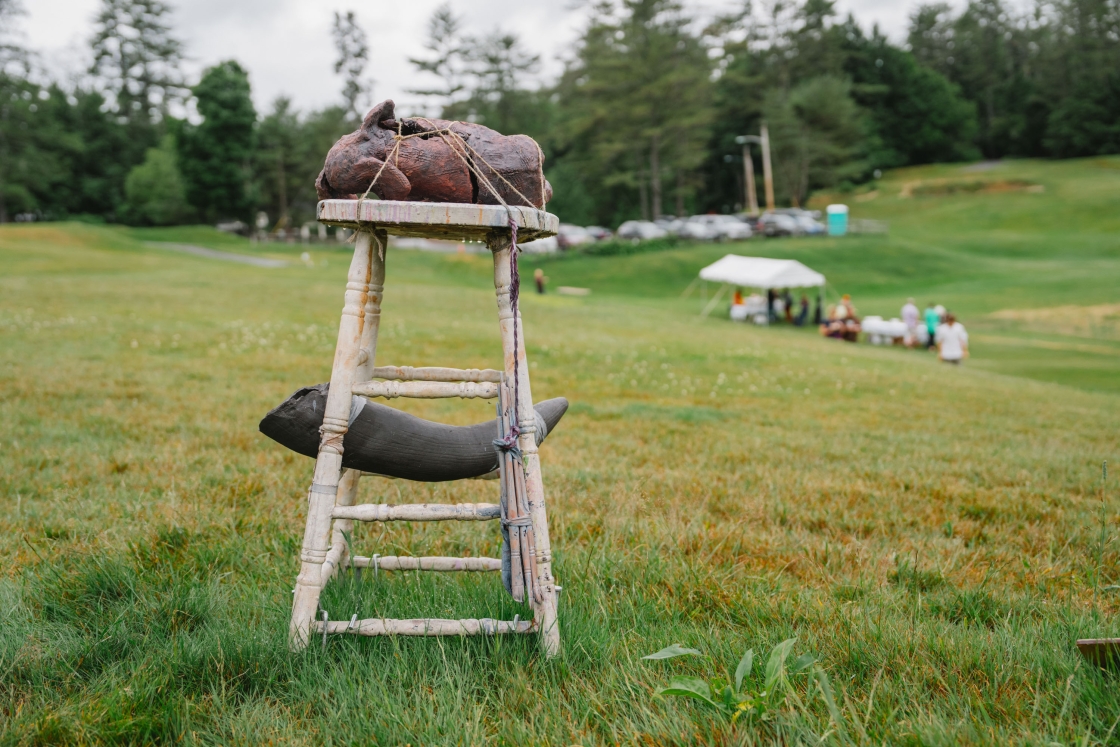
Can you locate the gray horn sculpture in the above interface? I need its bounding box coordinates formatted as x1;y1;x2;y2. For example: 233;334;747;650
259;383;568;482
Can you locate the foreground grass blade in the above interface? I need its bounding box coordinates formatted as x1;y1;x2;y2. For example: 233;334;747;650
735;648;754;693
657;676;721;710
643;643;703;660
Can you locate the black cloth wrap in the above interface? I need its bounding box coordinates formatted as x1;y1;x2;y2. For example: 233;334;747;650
259;383;568;483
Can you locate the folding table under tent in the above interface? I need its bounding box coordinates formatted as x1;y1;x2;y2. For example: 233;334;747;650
695;254;826;322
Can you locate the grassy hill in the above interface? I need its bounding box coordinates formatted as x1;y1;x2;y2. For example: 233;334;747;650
0;157;1118;744
387;155;1120;393
132;155;1120;392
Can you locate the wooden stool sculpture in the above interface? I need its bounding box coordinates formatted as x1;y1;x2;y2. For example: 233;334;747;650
288;199;561;656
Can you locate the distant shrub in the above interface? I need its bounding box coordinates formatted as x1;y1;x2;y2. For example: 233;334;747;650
122;135;195;226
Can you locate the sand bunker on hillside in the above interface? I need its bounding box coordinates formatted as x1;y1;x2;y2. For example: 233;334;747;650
899;179;1044;198
989;303;1120;339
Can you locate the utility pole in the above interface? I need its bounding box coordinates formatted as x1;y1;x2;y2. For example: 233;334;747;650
734;135;760;216
743;147;758;216
760;122;775;213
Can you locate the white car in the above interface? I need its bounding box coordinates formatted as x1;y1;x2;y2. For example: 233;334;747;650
687;214;753;241
755;212;800;237
793;214;825;235
557;224;595;249
675;220;718;240
519;236;559;254
654;217;683;234
616;220;668;241
654;218;713;240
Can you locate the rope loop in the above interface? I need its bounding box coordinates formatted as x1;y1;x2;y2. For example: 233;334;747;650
491;437;521;460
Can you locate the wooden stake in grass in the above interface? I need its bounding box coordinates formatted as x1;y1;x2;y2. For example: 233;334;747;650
1095;461;1109;600
1077;461;1118;670
1076;639;1120;670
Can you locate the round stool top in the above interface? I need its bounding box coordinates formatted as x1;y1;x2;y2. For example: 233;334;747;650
317;200;559;242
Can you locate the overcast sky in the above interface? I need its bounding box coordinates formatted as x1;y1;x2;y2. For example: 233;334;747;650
21;0;966;115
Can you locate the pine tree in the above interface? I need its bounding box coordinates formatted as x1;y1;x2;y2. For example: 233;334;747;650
89;0;185;124
407;4;468;115
447;33;541;135
762;76;864;206
556;0;714;223
0;0;27;76
177;61;256;223
847;30;979;168
332;11;370;120
907;3;956;78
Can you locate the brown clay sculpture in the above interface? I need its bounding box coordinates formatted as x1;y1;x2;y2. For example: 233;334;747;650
315;99;552;208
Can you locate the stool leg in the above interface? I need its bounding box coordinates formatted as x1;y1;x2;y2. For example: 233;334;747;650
322;467;359;583
319;230;387;588
355;229;387;383
490;233;560;658
290;230;381;650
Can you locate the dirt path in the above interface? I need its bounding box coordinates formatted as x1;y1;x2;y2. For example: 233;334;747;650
146;241;287;268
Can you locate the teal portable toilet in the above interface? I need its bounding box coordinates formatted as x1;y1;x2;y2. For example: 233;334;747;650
826;204;848;237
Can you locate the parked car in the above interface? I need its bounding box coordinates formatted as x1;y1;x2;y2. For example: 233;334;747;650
616;220;668;241
520;236;559;254
688;214;753;241
653;217;713;240
557;224;595;249
775;208;825;235
585;225;612;241
793;214;825;235
675;219;718;240
754;212;799;237
654;217;684;234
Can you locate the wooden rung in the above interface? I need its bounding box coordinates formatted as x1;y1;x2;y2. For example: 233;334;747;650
333;503;501;522
318;617;535;637
351;380;498;400
370;366;503;383
351;555;501;572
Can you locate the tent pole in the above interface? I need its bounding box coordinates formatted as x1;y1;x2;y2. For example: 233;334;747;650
680;277;701;300
701;283;729;318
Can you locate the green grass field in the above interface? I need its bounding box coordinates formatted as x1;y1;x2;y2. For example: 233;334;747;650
1;157;1118;745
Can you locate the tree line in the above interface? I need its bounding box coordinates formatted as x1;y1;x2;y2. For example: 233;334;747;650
1;0;1117;230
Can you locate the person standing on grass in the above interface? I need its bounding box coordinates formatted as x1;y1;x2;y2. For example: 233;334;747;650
534;268;547;294
924;302;940;350
935;313;969;364
902;297;919;347
795;293;809;326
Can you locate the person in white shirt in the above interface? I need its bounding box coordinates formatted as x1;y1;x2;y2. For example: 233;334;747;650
935;313;969;364
901;297;919;347
772;295;786;319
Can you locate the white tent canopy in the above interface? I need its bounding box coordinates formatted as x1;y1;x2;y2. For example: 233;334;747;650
698;255;825;289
